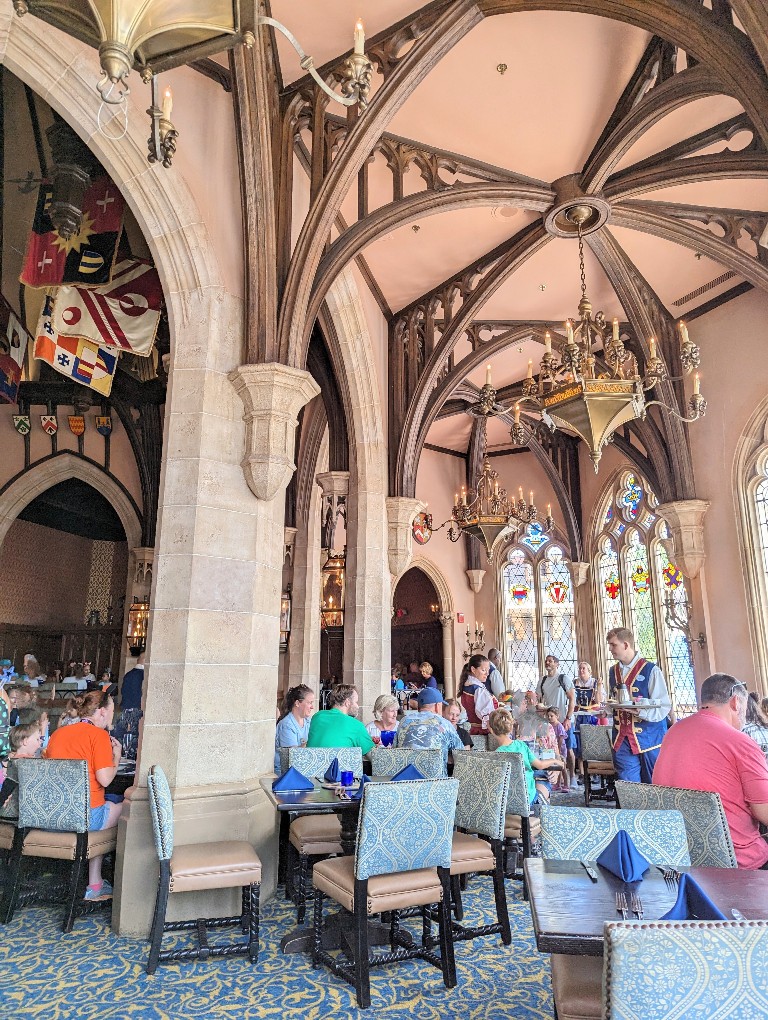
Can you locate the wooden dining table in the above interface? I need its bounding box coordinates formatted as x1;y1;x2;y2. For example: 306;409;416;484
524;858;768;956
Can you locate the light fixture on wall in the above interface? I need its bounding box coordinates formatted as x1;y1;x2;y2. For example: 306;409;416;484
279;587;292;652
463;621;485;661
126;596;149;655
13;4;372;168
320;551;345;630
509;205;706;470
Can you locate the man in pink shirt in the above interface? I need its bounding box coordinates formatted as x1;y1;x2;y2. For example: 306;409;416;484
654;673;768;869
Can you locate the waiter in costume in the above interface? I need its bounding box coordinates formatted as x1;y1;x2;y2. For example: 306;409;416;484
607;627;671;783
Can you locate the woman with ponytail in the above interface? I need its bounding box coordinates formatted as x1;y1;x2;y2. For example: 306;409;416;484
274;684;315;772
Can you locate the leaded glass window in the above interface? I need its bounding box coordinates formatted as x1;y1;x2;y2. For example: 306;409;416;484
538;546;577;679
502;549;538;690
597;536;623;676
654;541;697;717
625;530;657;661
755;478;768;580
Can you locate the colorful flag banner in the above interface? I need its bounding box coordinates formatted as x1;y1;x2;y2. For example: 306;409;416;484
52;259;162;357
33;294;119;397
20;177;124;288
0;297;30;405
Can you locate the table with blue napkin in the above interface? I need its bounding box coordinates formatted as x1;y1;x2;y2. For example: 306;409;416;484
272;767;314;792
323;757;341;783
391;764;425;782
349;774;371;801
596;831;650;883
661;873;726;920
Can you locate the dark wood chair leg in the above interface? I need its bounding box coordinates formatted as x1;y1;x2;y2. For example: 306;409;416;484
583;762;591;807
1;829;26;925
491;842;511;945
353;878;371;1009
522;817;532;901
450;873;463;920
248;882;260;963
437;868;457;989
146;860;171;975
312;887;323;968
241;884;250;932
62;837;87;933
296;853;309;924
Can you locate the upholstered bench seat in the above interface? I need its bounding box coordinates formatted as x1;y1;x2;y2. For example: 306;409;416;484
313;855;442;914
505;814;541;839
583;760;615;776
550;953;602;1020
169;840;262;893
450;831;495;875
288;815;342;856
22;826;117;860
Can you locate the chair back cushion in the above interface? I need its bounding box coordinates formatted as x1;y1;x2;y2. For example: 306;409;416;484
355;777;458;880
453;753;512;840
285;747;364;779
369;747;444;778
580;723;614;763
16;758;89;833
604;919;768;1019
615;781;737;869
454;748;531;817
541;805;690;866
147;764;174;861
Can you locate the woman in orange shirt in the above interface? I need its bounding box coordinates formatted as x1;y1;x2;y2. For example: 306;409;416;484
45;690;123;901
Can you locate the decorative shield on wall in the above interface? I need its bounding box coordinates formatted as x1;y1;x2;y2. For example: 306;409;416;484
412;512;432;545
12;415;30;435
68;414;85;436
96;415;112;437
41;414;58;435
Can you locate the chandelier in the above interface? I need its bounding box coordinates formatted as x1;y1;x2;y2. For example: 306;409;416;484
510;205;706;469
13;3;371;168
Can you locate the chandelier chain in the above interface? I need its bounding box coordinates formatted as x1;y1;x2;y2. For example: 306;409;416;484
578;223;587;302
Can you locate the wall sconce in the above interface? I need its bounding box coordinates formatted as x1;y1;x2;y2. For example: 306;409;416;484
320;551;345;629
280;587;292;652
430;603;440;620
126;596;149;655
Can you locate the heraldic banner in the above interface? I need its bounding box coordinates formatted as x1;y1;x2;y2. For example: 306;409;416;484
33;294;118;396
19;177;125;288
52;259;161;357
0;295;30;405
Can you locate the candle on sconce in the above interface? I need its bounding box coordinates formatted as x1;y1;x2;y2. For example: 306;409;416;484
519;486;523;500
565;320;573;344
545;331;552;354
694;372;701;395
454;492;458;506
648;336;656;361
529;490;534;506
612;317;619;343
162;86;173;120
354;19;366;54
514;403;521;424
486;363;492;387
547;503;552;517
679;320;689;345
526;359;533;379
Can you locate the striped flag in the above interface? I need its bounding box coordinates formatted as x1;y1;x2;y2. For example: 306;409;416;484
52;259;162;357
33;294;119;396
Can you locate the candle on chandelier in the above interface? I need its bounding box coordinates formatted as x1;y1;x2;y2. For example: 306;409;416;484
461;486;466;504
679;320;689;345
565;320;573;344
694;372;701;395
514;403;521;424
529;490;534;506
519;486;524;500
547;503;552;517
526;359;533;379
545;331;552;353
454;492;458;506
162;86;173;121
354;19;366;54
612;317;619;343
648;336;657;361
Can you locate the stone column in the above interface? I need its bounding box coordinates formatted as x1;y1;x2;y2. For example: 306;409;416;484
121;546;154;676
113;350;319;937
317;471;350;555
286;482;324;696
440;612;456;697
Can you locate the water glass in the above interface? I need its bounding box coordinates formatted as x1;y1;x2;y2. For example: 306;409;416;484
340;770;354;788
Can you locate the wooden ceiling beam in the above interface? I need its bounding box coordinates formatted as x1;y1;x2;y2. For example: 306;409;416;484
729;1;768;79
604;152;768;201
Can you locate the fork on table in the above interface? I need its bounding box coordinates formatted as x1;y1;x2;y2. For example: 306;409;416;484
656;865;679;888
615;890;629;920
630;893;644;918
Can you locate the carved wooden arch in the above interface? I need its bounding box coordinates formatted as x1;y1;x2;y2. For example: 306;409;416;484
294;395;328;526
604;154;768;201
730;1;768;79
306;324;349;473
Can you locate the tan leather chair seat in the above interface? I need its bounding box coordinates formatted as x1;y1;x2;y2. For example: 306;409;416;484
550;952;602;1020
504;814;541;839
583;760;615;776
22;826;117;861
0;820;15;851
289;814;343;856
450;831;495;875
170;840;262;894
313;855;442;914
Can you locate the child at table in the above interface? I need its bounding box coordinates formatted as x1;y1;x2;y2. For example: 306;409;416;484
0;722;44;818
546;706;569;792
489;709;565;805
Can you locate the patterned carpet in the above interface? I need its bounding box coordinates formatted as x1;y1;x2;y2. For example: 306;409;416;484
0;875;555;1020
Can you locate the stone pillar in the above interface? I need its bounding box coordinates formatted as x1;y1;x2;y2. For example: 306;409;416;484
385;497;425;577
121;546;154;676
286;483;324;696
317;471;350;555
113;352;319;937
440;612;456;697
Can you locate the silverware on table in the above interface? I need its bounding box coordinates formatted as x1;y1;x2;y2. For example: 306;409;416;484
630;892;643;919
656;865;679;888
615;890;629;920
580;859;599;883
731;907;747;921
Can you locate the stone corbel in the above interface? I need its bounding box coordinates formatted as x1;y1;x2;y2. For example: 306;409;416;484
571;562;590;587
385;497;426;578
465;569;486;594
656;499;711;579
229;363;320;501
284;526;298;565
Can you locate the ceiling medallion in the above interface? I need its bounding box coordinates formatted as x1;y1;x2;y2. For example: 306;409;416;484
511;205;706;470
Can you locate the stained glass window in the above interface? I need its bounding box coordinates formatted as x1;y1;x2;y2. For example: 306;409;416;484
538;546;577;679
520;522;548;552
755;478;768;580
655;544;696;717
619;473;643;519
597;537;623;676
502;549;539;690
625;531;657;661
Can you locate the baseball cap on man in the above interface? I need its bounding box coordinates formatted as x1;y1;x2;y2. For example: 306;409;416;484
418;688;446;708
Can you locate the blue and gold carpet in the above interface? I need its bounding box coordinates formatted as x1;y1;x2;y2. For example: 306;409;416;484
0;878;554;1020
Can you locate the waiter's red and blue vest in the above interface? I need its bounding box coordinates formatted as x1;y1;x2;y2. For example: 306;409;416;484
610;658;667;755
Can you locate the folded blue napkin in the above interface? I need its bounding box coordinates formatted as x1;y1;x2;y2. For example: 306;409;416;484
391;764;426;782
324;757;341;783
349;774;371;801
596;831;650;883
272;767;314;792
660;873;727;921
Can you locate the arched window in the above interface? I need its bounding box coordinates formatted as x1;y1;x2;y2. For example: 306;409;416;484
593;472;696;715
500;532;576;691
735;408;768;685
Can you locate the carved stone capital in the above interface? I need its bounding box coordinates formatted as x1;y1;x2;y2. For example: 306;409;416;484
386;496;426;577
229;364;320;501
465;569;486;594
284;526;298;565
316;471;350;497
656;499;711;579
571;561;590;587
439;613;453;628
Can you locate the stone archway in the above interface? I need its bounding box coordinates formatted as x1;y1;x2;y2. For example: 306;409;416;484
395;555;456;695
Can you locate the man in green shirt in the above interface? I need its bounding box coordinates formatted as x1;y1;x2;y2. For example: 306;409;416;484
306;684;374;753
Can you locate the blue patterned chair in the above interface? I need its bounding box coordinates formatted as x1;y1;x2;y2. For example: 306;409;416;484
541;805;691;866
369;747;445;778
615;781;737;868
283;747;364;924
579;723;616;806
146;764;262;974
603;919;768;1019
449;754;512;946
312;777;459;1009
1;758;117;932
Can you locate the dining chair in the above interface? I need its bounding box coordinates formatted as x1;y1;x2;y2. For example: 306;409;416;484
283;746;364;923
603;919;768;1019
449;753;512;946
579;723;616;806
2;758;117;932
614;781;737;868
369;747;445;778
312;777;459;1009
145;764;261;974
540;805;691;867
